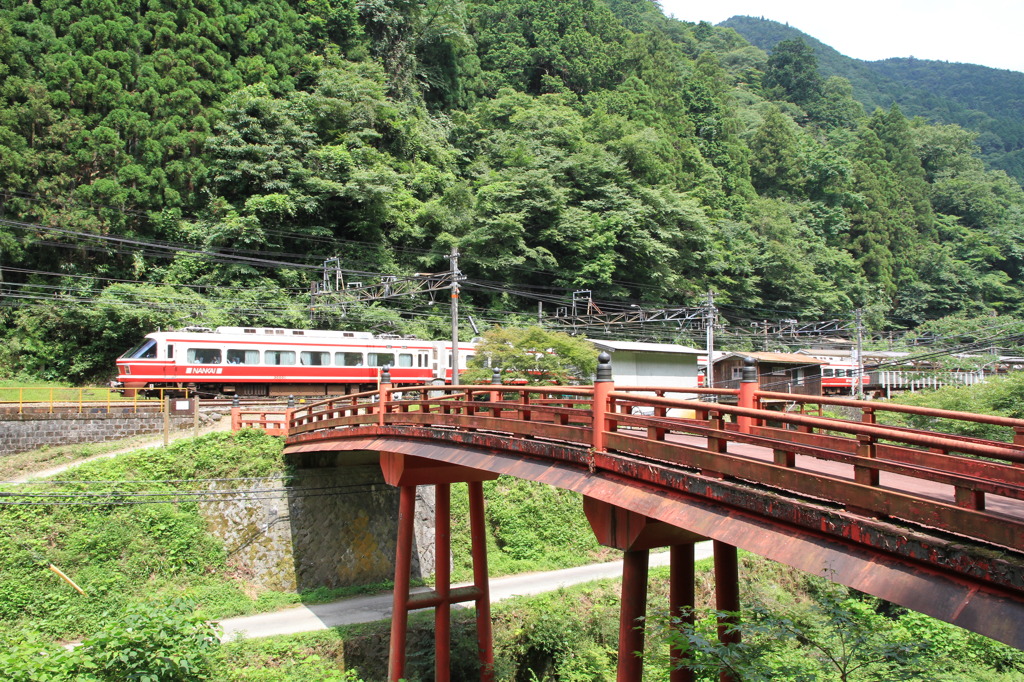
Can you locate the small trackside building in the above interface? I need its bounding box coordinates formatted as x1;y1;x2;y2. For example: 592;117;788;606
713;351;823;397
588;340;702;388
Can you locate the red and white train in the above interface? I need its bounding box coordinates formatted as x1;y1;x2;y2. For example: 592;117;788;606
114;326;476;397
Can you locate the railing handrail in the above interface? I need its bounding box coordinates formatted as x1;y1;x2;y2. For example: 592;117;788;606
755;390;1024;430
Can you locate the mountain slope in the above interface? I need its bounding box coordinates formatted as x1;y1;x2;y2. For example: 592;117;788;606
720;16;1024;183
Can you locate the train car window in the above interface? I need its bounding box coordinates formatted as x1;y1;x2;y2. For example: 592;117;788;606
335;352;364;367
187;348;222;364
167;345;174;359
369;352;395;367
398;353;413;367
124;339;157;359
227;349;259;365
301;351;330;366
418;354;428;368
823;368;834;377
264;350;296;366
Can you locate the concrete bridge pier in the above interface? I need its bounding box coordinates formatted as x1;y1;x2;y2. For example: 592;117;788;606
584;497;741;682
381;452;499;682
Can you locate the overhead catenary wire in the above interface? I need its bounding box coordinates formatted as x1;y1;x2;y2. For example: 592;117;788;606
5;213;1024;356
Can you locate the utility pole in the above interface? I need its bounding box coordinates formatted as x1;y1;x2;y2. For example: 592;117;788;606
855;308;865;399
449;247;460;383
705;290;717;389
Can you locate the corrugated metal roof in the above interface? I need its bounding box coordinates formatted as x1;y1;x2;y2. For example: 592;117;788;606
720;351;823;365
795;349;902;360
589;340;703;355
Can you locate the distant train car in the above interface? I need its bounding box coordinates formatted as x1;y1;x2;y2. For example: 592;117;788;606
113;326;475;397
794;350;868;395
699;351;867;395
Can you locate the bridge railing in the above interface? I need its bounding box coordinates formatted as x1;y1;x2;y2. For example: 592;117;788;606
606;388;1024;550
290;384;599;444
285;382;1024;551
755;390;1024;446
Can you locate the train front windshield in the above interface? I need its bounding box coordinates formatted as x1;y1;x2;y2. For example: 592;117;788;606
121;339;157;359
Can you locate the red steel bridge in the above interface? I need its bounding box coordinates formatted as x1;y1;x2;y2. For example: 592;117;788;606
272;356;1024;681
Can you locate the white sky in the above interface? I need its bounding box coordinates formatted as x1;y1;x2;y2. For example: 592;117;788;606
657;1;1024;73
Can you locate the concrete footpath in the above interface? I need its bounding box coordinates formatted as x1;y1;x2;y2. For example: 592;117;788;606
218;542;715;640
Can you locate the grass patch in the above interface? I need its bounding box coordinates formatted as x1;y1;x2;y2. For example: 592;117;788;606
0;430;290;644
0;434;173;481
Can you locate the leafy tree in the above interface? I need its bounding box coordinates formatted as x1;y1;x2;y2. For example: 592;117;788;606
462;326;597;384
763;38;822;109
655;583;930;681
748;105;803;196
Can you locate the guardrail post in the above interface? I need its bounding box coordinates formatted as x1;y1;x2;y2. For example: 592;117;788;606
707;410;727;455
490;368;502;416
737;359;757;434
650;396;667;442
955;486;986;510
862;406;876;425
855;434;879;486
773;448;796;468
379;365;392;427
592;352;614;453
1015;426;1024;447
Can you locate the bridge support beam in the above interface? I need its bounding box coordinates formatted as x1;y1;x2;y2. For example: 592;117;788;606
618;548;650;681
714;541;740;682
583;497;709;682
382;454;498;682
670;543;695;682
388;485;416;681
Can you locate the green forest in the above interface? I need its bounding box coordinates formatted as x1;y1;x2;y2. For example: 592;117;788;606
721;15;1024;183
2;0;1024;382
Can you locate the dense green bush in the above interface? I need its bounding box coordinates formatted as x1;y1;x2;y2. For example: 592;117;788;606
877;371;1024;442
1;600;220;682
0;431;288;643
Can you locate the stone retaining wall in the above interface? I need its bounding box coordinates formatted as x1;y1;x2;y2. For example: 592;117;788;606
199;464;436;591
0;411;206;456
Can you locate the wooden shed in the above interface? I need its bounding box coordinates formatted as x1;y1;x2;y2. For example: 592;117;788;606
713;352;823;396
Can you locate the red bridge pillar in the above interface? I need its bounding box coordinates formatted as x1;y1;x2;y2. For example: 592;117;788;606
381;453;499;682
714;541;740;682
583;497;709;682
